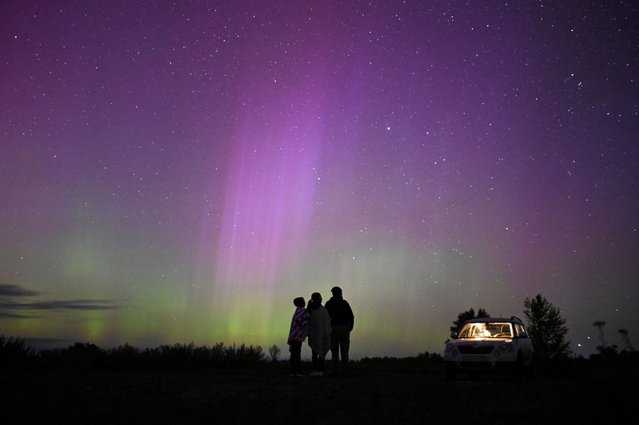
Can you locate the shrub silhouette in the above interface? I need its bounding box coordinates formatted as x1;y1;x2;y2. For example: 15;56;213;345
11;339;266;371
618;329;635;352
0;335;34;368
268;344;281;362
107;343;141;370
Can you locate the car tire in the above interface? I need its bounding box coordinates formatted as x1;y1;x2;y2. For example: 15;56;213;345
513;352;526;381
445;362;457;380
525;356;537;381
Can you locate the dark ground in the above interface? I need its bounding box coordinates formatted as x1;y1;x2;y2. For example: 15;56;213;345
1;359;636;424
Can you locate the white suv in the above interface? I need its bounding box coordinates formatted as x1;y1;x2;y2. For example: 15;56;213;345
443;316;535;379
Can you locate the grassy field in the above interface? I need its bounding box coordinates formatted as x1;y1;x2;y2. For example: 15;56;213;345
2;357;635;424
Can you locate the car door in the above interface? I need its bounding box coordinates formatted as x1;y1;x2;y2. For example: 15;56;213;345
515;323;534;363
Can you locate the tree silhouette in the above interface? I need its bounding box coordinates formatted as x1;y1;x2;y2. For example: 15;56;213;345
617;329;634;352
268;344;281;362
450;307;490;335
523;294;570;360
593;321;606;350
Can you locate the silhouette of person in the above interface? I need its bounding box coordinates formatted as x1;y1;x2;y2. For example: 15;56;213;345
325;286;354;373
287;297;310;376
306;292;332;376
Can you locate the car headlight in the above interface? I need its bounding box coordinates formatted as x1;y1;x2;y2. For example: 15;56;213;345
493;344;513;357
445;345;459;357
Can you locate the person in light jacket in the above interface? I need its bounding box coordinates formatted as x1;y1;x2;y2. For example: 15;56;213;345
306;292;332;376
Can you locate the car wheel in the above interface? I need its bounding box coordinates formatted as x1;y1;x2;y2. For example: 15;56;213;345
445;362;457;380
525;355;537;381
509;352;524;380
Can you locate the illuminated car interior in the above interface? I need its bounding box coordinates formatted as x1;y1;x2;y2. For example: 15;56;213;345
458;322;514;339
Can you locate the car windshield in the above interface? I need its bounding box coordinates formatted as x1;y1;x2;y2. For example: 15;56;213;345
458;322;513;338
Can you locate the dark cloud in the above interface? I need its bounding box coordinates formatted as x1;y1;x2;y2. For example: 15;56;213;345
26;300;120;311
0;284;39;297
0;283;121;318
1;300;119;310
0;311;38;319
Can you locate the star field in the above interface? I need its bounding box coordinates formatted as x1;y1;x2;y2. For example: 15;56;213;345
1;0;638;357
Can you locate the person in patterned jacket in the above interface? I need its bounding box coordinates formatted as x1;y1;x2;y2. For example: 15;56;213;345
287;296;310;375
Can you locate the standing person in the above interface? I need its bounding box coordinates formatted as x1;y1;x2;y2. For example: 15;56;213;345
325;286;354;373
306;292;332;376
287;297;310;376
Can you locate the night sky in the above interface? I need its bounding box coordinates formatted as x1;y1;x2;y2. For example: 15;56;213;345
1;0;637;358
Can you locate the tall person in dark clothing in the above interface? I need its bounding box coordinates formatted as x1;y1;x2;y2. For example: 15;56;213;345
325;286;354;373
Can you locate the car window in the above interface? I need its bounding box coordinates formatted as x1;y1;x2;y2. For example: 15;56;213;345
515;323;529;338
487;323;513;337
458;322;513;338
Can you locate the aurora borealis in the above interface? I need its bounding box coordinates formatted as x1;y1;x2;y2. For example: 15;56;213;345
1;1;637;358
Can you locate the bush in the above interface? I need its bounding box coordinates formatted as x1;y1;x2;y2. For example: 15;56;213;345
0;335;34;368
5;338;268;371
268;344;281;362
107;343;140;370
59;343;107;369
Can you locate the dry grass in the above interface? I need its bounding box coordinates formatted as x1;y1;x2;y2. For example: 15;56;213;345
2;358;635;424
